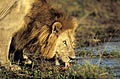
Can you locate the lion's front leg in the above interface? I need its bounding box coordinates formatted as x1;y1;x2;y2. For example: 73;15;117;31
0;29;11;66
0;29;21;71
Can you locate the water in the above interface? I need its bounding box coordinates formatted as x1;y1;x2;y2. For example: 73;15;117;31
77;41;120;55
75;38;120;79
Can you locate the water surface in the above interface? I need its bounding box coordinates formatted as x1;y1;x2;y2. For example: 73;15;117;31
75;39;120;78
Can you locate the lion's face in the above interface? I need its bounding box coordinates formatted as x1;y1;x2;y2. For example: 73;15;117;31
54;30;75;64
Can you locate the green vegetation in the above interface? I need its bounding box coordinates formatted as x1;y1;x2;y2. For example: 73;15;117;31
76;50;120;58
0;48;116;79
0;57;111;79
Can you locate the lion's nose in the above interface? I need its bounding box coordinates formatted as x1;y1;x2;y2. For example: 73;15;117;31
69;56;75;60
69;51;76;59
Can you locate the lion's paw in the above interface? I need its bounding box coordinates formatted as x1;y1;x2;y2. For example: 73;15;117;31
24;59;32;65
9;65;21;71
23;54;32;65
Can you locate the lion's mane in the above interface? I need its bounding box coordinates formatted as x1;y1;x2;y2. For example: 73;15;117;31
11;0;77;59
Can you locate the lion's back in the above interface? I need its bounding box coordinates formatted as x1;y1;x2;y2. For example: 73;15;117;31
0;0;35;33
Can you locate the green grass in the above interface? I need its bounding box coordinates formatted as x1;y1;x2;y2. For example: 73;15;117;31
1;45;118;79
0;61;110;79
0;50;113;79
76;50;120;58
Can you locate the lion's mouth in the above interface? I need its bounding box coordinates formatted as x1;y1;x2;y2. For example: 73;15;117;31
55;57;74;70
54;51;75;69
61;62;70;70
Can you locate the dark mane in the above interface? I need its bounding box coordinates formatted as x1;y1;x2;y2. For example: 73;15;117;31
11;0;77;59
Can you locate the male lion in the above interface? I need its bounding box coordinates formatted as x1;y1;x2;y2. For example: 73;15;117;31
0;0;35;70
9;0;78;68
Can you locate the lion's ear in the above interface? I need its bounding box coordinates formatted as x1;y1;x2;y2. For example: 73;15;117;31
52;22;62;33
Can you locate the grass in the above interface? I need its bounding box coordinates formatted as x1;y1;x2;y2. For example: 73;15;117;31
0;59;111;79
76;50;120;58
0;48;115;79
69;62;109;79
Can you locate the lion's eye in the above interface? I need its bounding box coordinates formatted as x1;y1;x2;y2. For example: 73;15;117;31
63;40;67;46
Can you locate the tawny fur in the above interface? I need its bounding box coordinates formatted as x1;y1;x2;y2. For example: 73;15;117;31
11;0;78;60
0;0;35;68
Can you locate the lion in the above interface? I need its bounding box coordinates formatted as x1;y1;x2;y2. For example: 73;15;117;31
0;0;78;70
9;0;78;68
0;0;36;70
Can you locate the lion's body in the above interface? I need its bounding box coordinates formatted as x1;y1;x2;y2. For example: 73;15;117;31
0;0;78;69
0;0;35;67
